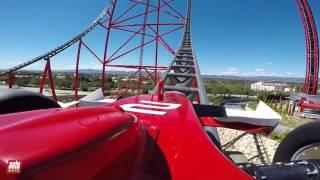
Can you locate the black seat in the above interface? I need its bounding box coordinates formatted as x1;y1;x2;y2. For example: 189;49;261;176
0;89;60;115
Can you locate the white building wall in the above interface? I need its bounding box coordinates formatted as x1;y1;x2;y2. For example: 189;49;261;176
250;81;287;92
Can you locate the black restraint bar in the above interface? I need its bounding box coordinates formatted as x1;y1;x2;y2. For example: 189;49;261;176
192;104;227;117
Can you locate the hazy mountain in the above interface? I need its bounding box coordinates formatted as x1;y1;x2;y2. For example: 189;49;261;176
202;75;305;83
1;69;307;83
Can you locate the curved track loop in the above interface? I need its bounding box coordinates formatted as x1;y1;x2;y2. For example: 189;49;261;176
297;0;319;95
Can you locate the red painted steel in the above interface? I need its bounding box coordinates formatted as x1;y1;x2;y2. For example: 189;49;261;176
0;92;253;179
96;0;185;97
1;0;186;99
297;0;319;95
201;117;273;134
1;1;319;103
102;0;117;94
39;59;57;101
154;0;161;85
7;72;14;89
74;39;82;100
157;80;164;100
300;100;320;112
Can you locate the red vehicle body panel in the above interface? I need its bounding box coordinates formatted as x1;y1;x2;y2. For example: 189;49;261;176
0;92;252;179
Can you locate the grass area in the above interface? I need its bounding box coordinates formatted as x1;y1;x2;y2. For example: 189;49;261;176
247;101;312;142
269;130;291;142
247;102;258;110
280;115;312;128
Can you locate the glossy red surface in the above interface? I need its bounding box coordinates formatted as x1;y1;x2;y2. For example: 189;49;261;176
201;117;273;134
0;106;144;179
107;93;252;179
0;92;253;179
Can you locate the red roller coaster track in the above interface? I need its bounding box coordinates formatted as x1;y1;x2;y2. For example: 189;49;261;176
297;0;319;95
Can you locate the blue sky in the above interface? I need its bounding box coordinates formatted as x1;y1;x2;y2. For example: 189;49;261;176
0;0;319;77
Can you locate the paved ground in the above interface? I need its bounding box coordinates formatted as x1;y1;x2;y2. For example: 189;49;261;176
218;128;280;165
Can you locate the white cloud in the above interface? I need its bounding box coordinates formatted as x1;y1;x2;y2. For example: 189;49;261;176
220;67;239;75
216;68;304;78
266;61;273;65
242;68;267;76
254;68;266;75
283;72;304;78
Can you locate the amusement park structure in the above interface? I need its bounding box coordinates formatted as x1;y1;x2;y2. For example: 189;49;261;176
289;0;320;116
0;0;319;104
297;0;319;96
2;0;320;179
0;0;319;163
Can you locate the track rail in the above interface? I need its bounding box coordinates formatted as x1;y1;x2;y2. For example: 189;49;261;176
297;0;319;95
154;0;208;104
153;0;220;141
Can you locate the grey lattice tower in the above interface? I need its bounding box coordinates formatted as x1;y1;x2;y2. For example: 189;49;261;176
156;0;209;105
154;0;219;141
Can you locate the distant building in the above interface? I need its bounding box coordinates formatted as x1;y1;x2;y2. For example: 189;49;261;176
250;81;291;92
15;74;32;78
55;75;66;80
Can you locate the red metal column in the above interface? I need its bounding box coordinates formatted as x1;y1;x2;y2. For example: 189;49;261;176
39;61;49;94
39;59;57;101
101;0;117;95
8;72;14;89
154;0;161;85
74;39;82;100
46;59;57;101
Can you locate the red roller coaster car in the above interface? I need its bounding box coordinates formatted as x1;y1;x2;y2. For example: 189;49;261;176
1;0;320;179
1;89;320;180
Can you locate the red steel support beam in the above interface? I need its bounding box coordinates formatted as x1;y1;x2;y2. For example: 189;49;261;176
107;27;144;61
74;39;82;100
113;2;139;23
39;61;49;94
39;59;57;101
101;0;118;95
81;41;103;64
129;0;183;21
8;72;14;88
105;64;167;69
148;25;176;56
2;0;185;101
47;60;57;101
154;0;161;85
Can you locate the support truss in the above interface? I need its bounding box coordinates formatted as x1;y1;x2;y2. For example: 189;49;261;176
1;0;186;101
297;0;319;95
